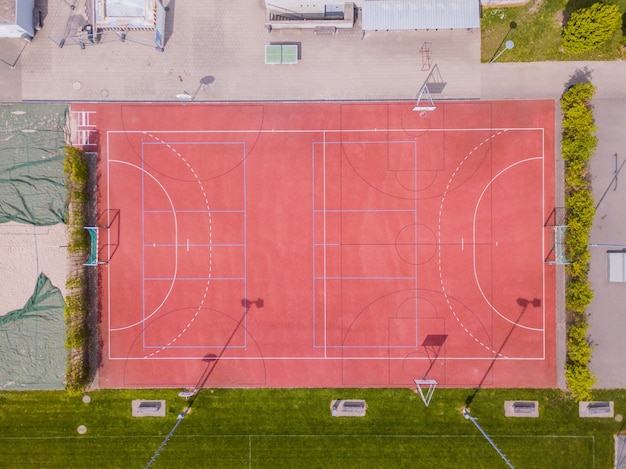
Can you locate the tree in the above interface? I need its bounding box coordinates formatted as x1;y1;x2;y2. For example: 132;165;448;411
562;2;622;54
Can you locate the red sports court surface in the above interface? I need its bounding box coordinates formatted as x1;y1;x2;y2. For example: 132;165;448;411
74;101;556;389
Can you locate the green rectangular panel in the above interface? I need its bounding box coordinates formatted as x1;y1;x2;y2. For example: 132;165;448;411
265;45;282;64
281;45;298;64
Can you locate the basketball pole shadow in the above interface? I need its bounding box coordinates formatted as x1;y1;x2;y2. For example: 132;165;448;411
420;334;448;379
464;297;541;407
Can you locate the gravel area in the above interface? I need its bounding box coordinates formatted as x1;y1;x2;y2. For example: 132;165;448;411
0;222;68;315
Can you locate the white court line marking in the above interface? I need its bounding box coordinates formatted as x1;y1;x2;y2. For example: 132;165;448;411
107;129;112;361
106;126;546;135
108;159;179;332
103;124;549;361
113;355;548;361
142;133;213;358
472;157;543;332
461;237;464;251
541;128;546;359
437;131;507;357
323;132;327;358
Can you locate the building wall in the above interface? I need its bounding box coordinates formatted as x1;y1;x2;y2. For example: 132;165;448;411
0;0;34;38
16;0;34;36
266;0;363;14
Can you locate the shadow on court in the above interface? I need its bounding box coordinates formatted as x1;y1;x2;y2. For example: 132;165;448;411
464;297;541;407
420;334;448;379
144;297;264;468
184;297;264;407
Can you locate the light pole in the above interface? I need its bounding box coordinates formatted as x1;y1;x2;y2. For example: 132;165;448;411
176;76;215;102
489;40;514;63
463;407;515;468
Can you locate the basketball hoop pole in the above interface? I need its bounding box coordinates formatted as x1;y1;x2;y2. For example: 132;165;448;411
412;84;437;112
414;379;438;406
462;408;515;468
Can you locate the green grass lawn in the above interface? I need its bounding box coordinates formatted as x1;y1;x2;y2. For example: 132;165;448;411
481;0;626;62
0;388;624;468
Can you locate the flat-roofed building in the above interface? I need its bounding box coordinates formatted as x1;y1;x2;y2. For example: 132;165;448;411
0;0;35;38
362;0;480;31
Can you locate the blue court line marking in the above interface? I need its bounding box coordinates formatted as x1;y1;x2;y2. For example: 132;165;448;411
413;133;419;343
142;141;245;146
413;132;416;345
145;243;245;247
313;209;415;213
144;209;246;213
312;140;418;145
145;277;245;281
142;141;146;349
311;140;317;351
316;276;418;280
143;344;246;349
314;345;419;349
243;141;248;349
311;139;420;350
139;139;247;352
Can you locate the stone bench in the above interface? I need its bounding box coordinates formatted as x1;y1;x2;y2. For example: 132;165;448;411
330;399;367;417
579;401;614;418
505;400;539;418
314;26;337;35
132;400;166;417
513;402;535;413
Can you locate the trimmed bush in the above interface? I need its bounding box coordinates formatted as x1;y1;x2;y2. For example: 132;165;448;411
562;2;622;54
560;82;597;401
565;220;591;261
565;362;596;402
63;146;91;392
565;277;594;313
566;250;591;279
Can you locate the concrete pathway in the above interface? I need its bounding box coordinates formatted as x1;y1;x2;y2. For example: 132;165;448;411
482;61;626;100
587;99;626;389
12;0;480;102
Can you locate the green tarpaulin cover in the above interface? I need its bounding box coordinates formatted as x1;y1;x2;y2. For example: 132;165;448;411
0;105;68;225
0;273;65;389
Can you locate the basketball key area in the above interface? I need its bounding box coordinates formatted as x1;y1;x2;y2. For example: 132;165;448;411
75;100;556;389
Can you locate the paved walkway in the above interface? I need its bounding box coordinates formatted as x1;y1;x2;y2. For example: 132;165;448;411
3;1;626;103
586;99;626;389
482;61;626;100
12;0;480;102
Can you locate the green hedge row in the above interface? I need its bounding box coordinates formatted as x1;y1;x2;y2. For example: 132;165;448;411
561;83;597;401
63;146;91;392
